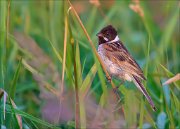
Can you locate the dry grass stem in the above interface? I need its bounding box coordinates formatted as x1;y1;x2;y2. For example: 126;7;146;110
163;73;180;85
22;59;59;97
61;16;68;97
67;0;120;100
89;0;100;7
129;0;144;17
0;89;22;129
6;0;10;58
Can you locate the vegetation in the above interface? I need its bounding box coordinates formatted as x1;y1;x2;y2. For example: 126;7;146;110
0;0;179;129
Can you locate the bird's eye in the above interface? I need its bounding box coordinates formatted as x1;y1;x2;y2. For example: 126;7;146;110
106;32;110;37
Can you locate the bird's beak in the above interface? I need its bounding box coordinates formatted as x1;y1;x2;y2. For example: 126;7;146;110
96;33;103;37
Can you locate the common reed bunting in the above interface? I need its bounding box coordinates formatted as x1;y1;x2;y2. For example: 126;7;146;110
97;25;156;111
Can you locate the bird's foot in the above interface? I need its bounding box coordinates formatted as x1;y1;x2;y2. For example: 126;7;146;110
113;86;119;95
106;75;112;83
112;80;125;97
119;80;125;86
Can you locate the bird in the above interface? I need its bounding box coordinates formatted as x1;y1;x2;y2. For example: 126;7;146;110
96;25;156;111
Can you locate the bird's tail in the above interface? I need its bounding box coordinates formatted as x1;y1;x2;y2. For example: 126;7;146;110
132;75;156;111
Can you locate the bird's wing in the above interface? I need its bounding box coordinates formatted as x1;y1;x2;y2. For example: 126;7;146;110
132;75;156;111
104;42;146;80
102;42;157;111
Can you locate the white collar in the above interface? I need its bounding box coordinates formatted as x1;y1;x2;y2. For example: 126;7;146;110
105;36;120;44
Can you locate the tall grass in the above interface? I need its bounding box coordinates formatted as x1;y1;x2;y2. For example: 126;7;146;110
0;0;179;128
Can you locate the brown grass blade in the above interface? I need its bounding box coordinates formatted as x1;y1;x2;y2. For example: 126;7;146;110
129;0;144;18
71;39;80;128
0;89;22;129
89;0;100;7
22;59;59;97
61;16;68;96
163;73;180;85
67;0;119;100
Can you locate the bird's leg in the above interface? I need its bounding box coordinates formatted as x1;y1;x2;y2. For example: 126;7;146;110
113;80;124;94
119;80;125;87
106;75;112;83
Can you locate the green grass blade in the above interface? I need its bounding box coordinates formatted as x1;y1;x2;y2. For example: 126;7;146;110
0;0;7;126
144;111;157;129
158;7;179;59
95;55;108;106
139;98;145;129
170;89;180;114
160;64;174;77
86;7;98;33
0;0;7;89
48;39;63;63
9;97;22;129
139;34;151;129
160;64;179;90
79;99;86;129
76;42;82;87
165;100;175;129
80;63;97;99
10;58;22;100
5;106;60;129
124;90;138;127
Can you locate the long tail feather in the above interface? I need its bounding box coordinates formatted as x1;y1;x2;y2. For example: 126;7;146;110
132;75;156;111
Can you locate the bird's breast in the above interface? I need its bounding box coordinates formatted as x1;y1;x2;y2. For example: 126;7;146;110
98;44;123;77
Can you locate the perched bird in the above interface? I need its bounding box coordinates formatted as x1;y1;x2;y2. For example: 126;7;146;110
97;25;156;111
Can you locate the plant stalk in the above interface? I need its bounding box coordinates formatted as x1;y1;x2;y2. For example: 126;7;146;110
72;40;80;128
67;0;120;100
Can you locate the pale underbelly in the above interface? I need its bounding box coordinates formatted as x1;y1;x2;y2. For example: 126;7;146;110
98;47;132;82
98;51;122;76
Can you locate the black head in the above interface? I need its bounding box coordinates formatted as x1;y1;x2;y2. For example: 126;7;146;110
96;25;118;45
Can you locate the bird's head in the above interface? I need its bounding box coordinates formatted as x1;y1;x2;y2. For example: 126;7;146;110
96;25;118;45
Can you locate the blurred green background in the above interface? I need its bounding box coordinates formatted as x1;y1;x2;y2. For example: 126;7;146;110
0;0;179;129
